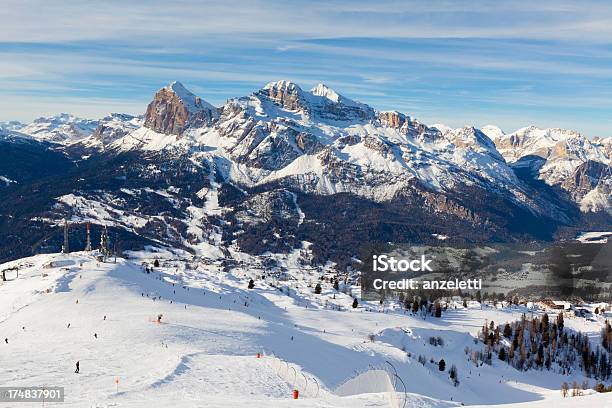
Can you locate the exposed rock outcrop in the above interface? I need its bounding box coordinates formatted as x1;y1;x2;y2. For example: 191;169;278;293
144;81;217;136
562;160;611;199
92;114;141;145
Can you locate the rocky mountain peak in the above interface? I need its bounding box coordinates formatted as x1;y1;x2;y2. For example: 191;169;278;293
431;123;454;134
92;113;142;145
445;126;502;159
310;83;341;102
144;81;218;136
259;80;307;112
378;111;407;129
480;125;505;141
264;80;302;92
167;81;216;113
256;80;375;122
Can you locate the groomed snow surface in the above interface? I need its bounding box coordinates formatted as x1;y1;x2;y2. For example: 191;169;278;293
0;252;609;407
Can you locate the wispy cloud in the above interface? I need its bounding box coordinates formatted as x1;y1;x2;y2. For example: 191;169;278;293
1;1;611;136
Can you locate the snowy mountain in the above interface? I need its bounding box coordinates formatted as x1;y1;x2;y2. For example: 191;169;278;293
84;113;143;148
0;120;25;132
113;82;525;198
0;81;610;264
18;113;99;144
4;113;143;152
482;126;611;214
143;81;218;136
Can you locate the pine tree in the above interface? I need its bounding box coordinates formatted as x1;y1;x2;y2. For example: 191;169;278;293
556;313;564;331
449;364;459;386
435;303;442;318
503;323;512;338
248;279;255;289
314;283;322;294
499;347;507;361
333;279;339;291
542;313;549;329
537;344;544;366
352;298;358;309
438;359;446;371
403;297;411;310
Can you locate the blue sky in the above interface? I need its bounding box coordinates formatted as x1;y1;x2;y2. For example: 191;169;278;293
1;0;612;136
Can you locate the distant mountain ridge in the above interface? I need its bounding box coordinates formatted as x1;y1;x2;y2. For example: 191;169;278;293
0;81;610;264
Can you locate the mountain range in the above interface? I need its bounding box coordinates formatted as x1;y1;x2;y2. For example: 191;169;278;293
0;81;610;265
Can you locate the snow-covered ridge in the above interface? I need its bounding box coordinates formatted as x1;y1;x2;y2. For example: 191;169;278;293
0;120;25;132
165;80;216;113
482;125;611;204
4;81;611;215
19;113;99;144
106;81;545;214
0;175;16;185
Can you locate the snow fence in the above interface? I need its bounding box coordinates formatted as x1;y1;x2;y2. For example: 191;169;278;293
335;365;404;408
263;352;406;407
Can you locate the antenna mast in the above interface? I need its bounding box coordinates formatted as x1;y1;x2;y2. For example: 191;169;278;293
62;218;70;253
85;223;92;252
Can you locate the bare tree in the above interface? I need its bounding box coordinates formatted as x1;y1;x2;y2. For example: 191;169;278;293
561;382;569;397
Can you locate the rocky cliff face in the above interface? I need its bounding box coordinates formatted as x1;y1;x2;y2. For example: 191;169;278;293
92;114;142;145
562;160;611;199
258;80;307;113
485;126;611;202
144;81;217;136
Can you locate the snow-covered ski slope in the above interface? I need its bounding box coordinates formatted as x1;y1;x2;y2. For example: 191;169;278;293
0;252;609;407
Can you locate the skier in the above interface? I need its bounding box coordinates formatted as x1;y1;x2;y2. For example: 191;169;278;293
4;338;7;344
103;316;106;321
67;323;71;328
75;361;80;373
94;333;98;339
